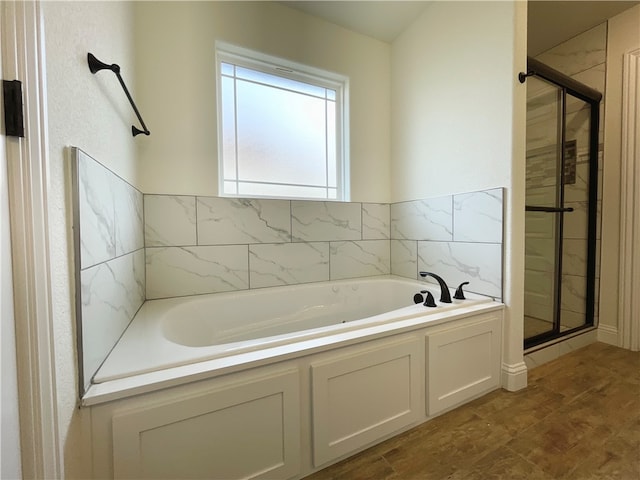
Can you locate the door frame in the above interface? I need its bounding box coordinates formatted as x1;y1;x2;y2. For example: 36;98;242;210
1;6;22;479
618;47;640;351
1;1;61;477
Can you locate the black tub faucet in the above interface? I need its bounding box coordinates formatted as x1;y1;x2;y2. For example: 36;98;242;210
419;272;452;303
454;282;470;300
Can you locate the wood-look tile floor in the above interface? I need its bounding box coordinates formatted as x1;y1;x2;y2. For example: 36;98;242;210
304;342;640;480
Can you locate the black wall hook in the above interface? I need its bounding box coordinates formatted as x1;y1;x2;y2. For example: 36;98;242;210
88;53;150;137
518;71;534;83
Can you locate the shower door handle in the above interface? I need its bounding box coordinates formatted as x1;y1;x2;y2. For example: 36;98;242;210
525;206;574;213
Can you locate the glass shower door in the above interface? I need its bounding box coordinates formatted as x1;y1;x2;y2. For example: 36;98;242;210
524;76;563;340
560;92;594;333
523;61;599;349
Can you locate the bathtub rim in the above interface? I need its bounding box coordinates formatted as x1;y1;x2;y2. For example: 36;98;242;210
92;275;494;386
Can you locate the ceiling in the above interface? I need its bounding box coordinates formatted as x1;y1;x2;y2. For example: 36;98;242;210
280;1;431;43
527;1;638;55
282;1;638;53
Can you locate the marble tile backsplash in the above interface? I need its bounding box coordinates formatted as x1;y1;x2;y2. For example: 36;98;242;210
291;201;362;242
144;188;503;301
390;196;453;241
390;188;504;300
144;197;391;298
73;148;144;390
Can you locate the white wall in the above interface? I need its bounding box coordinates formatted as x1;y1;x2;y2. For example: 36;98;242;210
134;1;391;203
41;1;138;476
390;1;517;202
600;4;640;342
391;1;528;388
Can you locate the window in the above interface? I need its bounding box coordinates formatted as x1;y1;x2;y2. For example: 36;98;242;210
216;43;349;200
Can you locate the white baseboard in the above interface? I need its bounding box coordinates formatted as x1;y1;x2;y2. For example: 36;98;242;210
501;362;528;391
597;325;619;346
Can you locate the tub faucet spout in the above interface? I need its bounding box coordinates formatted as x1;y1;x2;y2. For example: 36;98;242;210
419;272;452;303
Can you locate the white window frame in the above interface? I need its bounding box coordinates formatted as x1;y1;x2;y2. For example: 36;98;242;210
215;42;350;201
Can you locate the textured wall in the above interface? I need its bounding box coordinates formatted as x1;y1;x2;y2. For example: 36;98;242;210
42;2;138;476
390;1;516;202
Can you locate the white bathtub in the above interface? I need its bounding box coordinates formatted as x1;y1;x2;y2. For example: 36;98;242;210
92;276;494;390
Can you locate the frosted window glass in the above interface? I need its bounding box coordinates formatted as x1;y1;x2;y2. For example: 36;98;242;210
221;62;235;76
236;80;327;186
236;66;326;98
217;49;346;200
221;76;237;180
238;182;328;199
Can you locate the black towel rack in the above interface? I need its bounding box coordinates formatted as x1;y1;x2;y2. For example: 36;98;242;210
87;53;150;137
525;205;574;213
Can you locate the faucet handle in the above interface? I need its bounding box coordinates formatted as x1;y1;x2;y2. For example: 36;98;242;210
454;282;470;300
423;290;436;307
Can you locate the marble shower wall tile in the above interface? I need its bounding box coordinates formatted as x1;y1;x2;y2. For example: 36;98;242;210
144;195;197;247
525;237;555;273
390;196;453;241
198;197;291;245
249;242;329;289
362;203;390;240
572;63;606;92
453;189;503;243
563;161;591;203
535;22;606;77
563;201;589;239
561;274;586;314
330;240;391;280
146;245;249;299
562;238;588;277
291;201;361;242
417;241;502;299
524;268;554;298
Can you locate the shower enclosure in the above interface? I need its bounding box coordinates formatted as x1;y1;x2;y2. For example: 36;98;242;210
523;58;601;349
